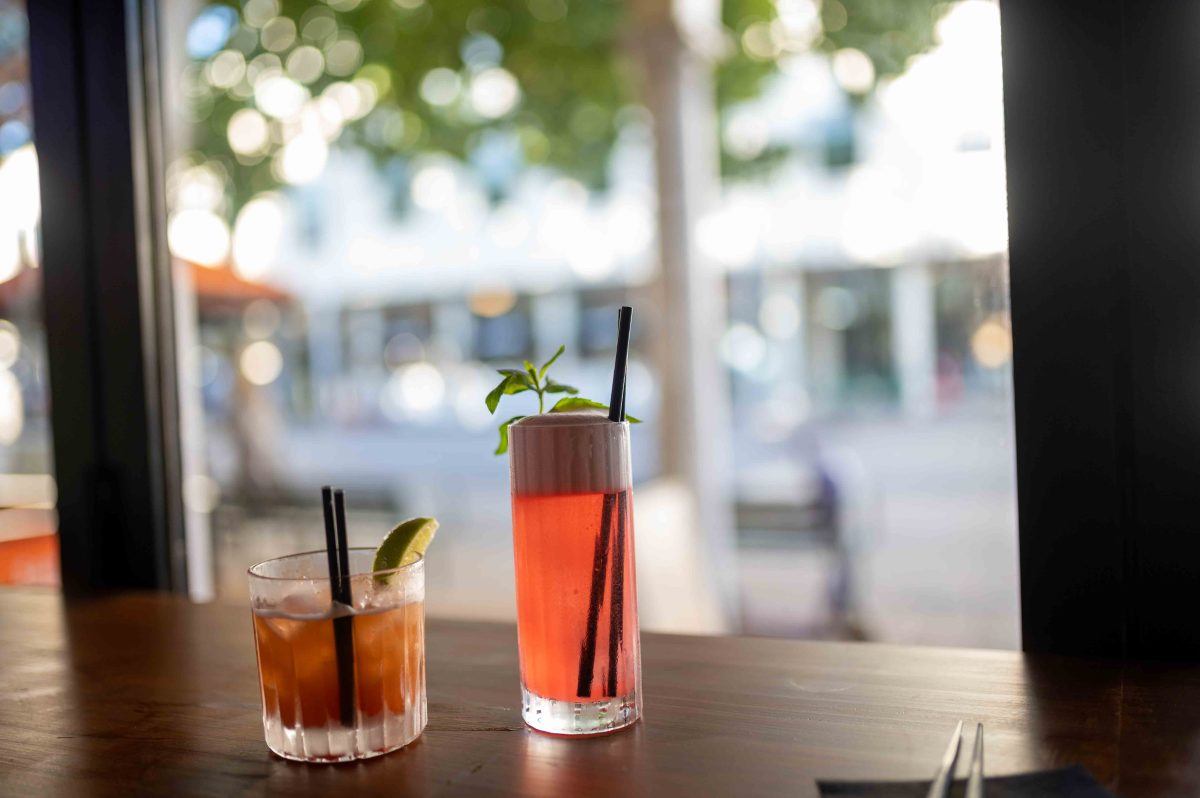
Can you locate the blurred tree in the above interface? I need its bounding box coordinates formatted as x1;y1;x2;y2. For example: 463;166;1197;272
183;0;947;216
820;0;943;82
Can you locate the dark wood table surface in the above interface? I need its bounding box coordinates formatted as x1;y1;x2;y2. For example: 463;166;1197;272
2;589;1199;797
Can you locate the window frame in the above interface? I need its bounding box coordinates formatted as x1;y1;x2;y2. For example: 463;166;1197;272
28;0;1193;657
27;0;185;593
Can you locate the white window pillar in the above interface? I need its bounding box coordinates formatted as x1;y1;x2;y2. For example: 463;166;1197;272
631;0;737;628
890;262;938;418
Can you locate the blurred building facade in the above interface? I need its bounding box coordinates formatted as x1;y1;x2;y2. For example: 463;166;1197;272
0;0;1018;647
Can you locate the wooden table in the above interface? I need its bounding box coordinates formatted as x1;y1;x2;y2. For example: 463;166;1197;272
1;590;1198;797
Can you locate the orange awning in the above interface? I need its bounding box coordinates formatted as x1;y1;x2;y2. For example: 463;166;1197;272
2;262;291;313
0;268;39;310
177;259;291;310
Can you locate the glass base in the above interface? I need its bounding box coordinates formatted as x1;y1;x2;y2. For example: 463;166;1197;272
521;686;640;736
263;703;427;762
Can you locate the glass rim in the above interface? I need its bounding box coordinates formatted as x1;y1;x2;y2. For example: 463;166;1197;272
511;416;630;430
247;547;423;582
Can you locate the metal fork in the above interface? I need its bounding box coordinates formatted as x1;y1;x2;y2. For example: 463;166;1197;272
965;723;985;798
925;721;963;798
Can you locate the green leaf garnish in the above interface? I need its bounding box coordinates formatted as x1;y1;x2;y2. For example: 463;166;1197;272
495;415;526;455
486;372;532;414
539;345;565;379
497;369;536;390
485;378;508;414
549;396;606;413
484;344;640;451
549;396;641;422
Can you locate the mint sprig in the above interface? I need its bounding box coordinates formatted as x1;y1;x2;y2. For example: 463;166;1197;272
485;344;640;455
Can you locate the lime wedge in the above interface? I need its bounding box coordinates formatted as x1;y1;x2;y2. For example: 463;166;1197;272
373;517;439;575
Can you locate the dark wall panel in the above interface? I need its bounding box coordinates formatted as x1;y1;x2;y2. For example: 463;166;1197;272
1001;0;1129;656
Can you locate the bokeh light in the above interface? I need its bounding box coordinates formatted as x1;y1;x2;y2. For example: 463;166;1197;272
301;10;337;47
186;5;236;59
0;119;30;154
971;316;1012;368
322;81;365;120
468;288;518;318
383;362;445;419
0;145;40;231
273;132;328;185
242;0;279;29
723;111;769;160
469;68;520;118
183;474;222;514
255;75;308;119
260;16;296;53
286;45;325;84
0;227;19;284
0;368;22;445
742;22;779;61
420;68;462;107
239;340;284;386
325;35;364;77
832;48;875;94
774;0;821;48
411;163;457;210
206;50;247;89
167;209;230;266
247;52;283;86
232;193;286;279
721;323;768;373
0;320;20;369
227;108;270;155
172;162;225;212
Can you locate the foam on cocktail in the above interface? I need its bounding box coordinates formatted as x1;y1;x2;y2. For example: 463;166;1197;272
509;411;631;496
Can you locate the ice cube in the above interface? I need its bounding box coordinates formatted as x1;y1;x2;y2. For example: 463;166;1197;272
277;588;330;619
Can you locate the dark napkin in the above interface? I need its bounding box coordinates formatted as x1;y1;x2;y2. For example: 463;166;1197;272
818;765;1114;798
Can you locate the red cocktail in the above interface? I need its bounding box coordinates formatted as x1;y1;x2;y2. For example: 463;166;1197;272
509;412;642;735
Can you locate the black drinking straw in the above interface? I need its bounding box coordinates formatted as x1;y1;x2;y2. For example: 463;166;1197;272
576;494;616;697
576;306;632;698
606;489;627;698
322;486;356;728
606;337;631;697
606;308;632;424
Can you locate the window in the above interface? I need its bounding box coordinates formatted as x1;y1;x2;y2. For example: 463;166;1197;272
161;0;1016;648
0;0;55;586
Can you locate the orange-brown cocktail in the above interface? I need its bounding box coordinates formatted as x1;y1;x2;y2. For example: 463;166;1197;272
248;549;426;761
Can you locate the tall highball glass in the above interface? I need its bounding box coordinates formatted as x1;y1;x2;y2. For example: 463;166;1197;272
509;411;642;736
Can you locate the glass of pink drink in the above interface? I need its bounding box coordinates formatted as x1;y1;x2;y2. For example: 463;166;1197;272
509;411;642;735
